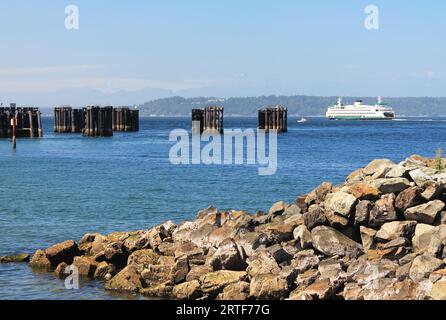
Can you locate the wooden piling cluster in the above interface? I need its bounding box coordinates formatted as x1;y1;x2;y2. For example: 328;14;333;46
0;104;43;138
112;107;139;132
191;106;224;134
82;106;114;137
258;106;288;133
54;107;84;133
54;106;139;136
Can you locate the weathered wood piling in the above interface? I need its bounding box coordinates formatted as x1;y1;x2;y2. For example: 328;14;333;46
72;109;84;133
55;106;139;135
54;107;71;133
54;107;84;133
112;107;139;132
0;104;43;138
192;106;224;134
82;106;114;137
258;106;288;133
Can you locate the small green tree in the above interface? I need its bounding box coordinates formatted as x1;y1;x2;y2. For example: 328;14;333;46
434;148;444;172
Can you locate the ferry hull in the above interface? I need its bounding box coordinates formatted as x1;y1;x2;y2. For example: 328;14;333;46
327;116;394;120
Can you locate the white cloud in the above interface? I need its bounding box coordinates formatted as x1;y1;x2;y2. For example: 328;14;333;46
0;65;103;77
0;64;247;95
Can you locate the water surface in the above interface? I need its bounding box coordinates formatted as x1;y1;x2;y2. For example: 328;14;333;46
1;116;445;299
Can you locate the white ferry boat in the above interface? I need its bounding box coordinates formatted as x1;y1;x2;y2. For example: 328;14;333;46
326;97;395;120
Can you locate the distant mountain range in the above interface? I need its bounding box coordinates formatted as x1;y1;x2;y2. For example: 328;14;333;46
139;96;446;117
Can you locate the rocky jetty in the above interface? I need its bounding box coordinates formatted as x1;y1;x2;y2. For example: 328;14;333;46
11;154;446;300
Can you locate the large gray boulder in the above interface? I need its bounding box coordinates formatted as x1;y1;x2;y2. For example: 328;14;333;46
304;205;327;230
246;251;281;278
311;226;364;259
360;226;377;251
217;281;250;300
409;254;444;282
104;265;143;293
409;168;436;187
305;182;333;205
355;200;373;227
404;200;445;225
200;270;248;298
44;240;80;268
208;240;247;271
395;186;423;211
293;225;313;250
386;165;409;178
363;159;395;176
369;193;398;228
369;178;411;194
375;221;417;242
430;278;446;300
249;274;289;300
324;192;357;217
412;224;446;255
172;280;202;300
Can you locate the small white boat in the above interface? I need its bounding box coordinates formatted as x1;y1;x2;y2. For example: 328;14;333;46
297;118;307;123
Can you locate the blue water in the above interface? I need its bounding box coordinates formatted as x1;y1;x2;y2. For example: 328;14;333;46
1;116;446;300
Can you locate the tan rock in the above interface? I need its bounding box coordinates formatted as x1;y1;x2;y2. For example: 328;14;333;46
269;201;286;216
171;255;190;284
71;256;98;277
343;183;380;200
430;278;446;300
303;205;327;230
311;226;364;259
360;226;377;251
105;265;142;293
375;221;417;242
289;278;335;300
186;264;214;282
421;182;444;201
0;253;30;263
395;186;423;212
324;192;357;217
45;240;79;268
409;168;436;187
305;182;332;205
246;251;281;277
369;178;411;194
141;264;173;287
196;205;218;220
200;270;248;297
54;262;68;278
30;249;51;271
364;159;395;176
409;254;444;282
140;283;173;298
127;249;159;272
217;281;250;300
293;225;313;250
346;168;365;183
405;200;445;225
355;200;373;226
369;193;397;228
94;261;115;280
208;240;246;271
207;225;237;247
172;280;202;300
249;274;289;300
291;250;320;273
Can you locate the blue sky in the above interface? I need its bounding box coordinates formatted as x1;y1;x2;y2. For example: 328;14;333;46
0;0;445;105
